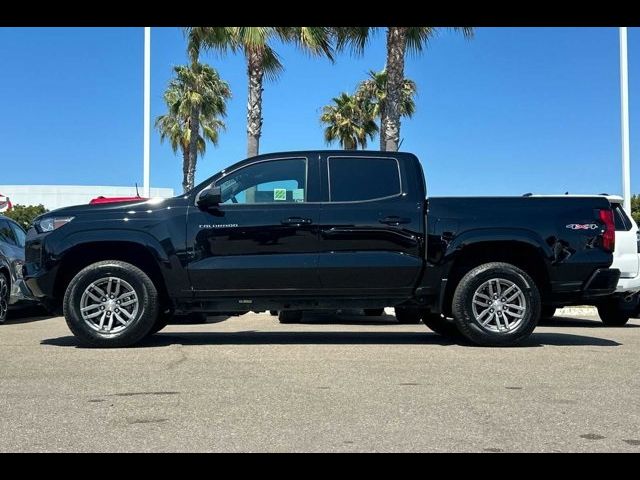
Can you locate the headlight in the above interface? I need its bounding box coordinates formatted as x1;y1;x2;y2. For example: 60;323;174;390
36;216;74;233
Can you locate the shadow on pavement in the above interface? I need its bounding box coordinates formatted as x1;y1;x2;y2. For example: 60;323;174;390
6;305;56;324
539;316;640;328
41;330;621;349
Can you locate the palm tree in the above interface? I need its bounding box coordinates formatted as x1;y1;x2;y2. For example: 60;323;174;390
186;27;334;157
320;93;378;150
155;64;231;192
335;27;474;151
356;70;417;150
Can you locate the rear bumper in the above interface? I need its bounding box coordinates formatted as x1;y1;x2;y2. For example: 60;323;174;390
615;274;640;294
582;268;620;297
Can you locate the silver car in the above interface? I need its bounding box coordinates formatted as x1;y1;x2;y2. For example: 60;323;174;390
0;215;34;323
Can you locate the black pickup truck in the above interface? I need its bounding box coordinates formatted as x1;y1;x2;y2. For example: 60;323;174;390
24;151;619;347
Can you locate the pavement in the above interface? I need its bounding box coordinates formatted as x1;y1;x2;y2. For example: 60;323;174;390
1;308;640;452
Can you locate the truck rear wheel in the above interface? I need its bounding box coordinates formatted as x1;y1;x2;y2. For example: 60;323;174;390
451;262;540;346
278;310;303;323
63;260;159;347
597;300;631;326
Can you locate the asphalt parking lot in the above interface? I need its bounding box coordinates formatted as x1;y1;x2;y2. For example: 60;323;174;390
1;308;640;452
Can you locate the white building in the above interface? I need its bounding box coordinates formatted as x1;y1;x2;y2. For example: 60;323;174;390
0;185;175;212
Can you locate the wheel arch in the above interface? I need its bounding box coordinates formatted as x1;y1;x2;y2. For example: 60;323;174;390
53;240;171;309
441;238;551;316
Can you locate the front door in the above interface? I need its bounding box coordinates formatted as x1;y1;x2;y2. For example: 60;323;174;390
186;156;321;295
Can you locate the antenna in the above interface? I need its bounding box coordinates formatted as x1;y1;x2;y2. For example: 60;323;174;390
135;183;140;198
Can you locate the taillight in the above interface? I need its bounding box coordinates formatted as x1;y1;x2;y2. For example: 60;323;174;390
598;209;615;252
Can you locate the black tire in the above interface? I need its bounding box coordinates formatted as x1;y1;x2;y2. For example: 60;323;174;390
421;312;460;337
148;307;172;335
278;310;303;323
451;262;540;346
269;310;278;316
0;271;9;324
63;260;159;347
541;306;556;319
364;308;385;317
597;300;631;326
395;307;422;324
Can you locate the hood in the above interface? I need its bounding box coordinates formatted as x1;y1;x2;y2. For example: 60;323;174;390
36;195;188;220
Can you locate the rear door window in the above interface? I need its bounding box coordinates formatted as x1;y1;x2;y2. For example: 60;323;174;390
0;220;17;246
328;157;401;202
613;204;632;231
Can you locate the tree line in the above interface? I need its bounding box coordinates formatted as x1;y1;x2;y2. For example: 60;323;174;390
155;27;474;192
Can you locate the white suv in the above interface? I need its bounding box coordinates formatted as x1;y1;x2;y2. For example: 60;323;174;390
595;196;640;325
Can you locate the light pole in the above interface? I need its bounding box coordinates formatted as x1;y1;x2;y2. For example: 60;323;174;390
620;27;631;214
143;27;151;198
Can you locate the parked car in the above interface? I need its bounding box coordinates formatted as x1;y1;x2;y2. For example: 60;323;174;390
24;150;619;347
0;215;35;323
592;196;639;325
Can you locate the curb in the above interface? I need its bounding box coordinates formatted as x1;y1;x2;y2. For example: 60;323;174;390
555;306;597;316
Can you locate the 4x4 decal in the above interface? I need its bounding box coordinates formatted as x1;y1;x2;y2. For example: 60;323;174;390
566;223;599;230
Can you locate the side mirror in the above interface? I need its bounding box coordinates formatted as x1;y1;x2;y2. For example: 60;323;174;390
197;186;222;209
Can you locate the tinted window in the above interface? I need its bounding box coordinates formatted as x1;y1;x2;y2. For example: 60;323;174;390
214;158;307;204
0;220;17;246
329;157;401;202
614;205;632;231
9;221;26;247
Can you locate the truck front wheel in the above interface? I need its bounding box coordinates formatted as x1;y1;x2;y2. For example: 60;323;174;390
451;262;540;346
63;260;159;347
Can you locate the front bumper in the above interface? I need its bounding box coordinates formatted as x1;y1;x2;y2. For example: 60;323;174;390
9;278;37;306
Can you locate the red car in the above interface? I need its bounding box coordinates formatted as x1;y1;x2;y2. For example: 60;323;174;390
89;195;147;205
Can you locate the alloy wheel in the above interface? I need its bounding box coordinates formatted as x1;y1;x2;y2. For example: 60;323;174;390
471;278;527;333
80;277;139;333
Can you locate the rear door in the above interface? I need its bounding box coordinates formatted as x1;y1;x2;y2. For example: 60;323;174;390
611;202;639;278
316;154;424;296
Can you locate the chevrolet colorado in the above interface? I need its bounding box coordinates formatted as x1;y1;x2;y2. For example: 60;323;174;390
24;151;620;347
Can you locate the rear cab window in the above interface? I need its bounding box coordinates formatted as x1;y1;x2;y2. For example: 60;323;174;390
328;156;401;202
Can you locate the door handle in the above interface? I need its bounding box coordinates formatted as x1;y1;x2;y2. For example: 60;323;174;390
281;217;312;226
379;216;411;225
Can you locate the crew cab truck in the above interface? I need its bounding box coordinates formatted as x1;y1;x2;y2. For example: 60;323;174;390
24;151;620;347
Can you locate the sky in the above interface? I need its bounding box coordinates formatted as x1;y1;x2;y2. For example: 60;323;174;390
0;26;639;197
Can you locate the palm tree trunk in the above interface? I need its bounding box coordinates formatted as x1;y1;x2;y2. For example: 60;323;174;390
379;103;387;151
182;147;190;193
187;106;200;191
384;27;408;152
246;48;264;158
